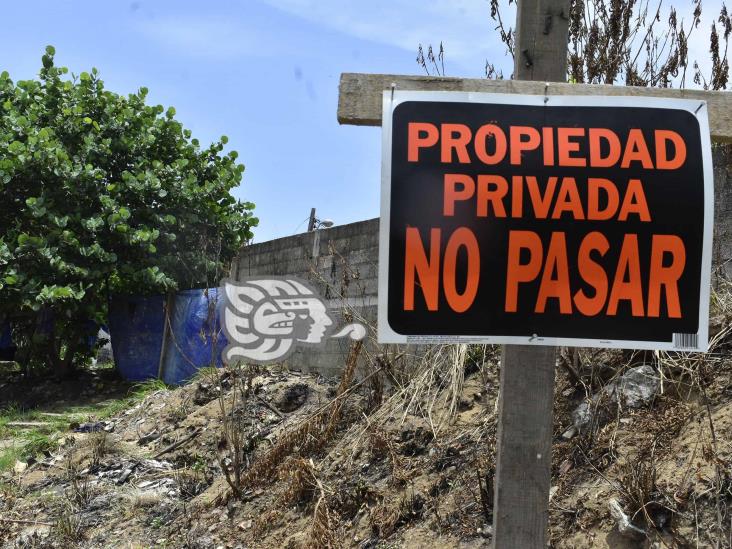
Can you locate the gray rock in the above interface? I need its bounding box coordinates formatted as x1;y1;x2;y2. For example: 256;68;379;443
566;365;660;436
611;365;661;408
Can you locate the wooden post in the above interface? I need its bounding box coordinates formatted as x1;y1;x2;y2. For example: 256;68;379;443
307;207;317;232
491;1;570;547
156;292;175;381
335;11;730;545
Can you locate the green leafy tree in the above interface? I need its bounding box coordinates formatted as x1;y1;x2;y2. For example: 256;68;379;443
0;47;257;376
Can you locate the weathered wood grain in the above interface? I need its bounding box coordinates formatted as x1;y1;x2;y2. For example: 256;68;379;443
493;344;557;547
492;2;568;548
338;73;732;142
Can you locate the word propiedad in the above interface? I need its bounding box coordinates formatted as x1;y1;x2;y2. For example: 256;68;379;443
408;122;686;169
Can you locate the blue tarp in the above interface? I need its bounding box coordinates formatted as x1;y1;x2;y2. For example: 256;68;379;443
161;288;227;386
0;321;15;361
108;289;227;385
0;322;13;349
108;295;165;382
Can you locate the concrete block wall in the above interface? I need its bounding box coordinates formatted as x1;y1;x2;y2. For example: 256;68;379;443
232;218;382;378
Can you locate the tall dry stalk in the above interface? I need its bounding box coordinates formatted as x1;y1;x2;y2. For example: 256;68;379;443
215;361;253;499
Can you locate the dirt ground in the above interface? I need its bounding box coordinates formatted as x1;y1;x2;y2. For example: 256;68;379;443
1;332;732;548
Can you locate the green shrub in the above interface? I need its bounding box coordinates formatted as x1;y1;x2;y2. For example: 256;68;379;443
0;46;257;376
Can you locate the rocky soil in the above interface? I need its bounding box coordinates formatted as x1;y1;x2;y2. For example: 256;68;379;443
1;323;732;548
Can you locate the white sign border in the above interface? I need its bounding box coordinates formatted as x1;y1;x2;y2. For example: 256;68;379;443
378;90;713;352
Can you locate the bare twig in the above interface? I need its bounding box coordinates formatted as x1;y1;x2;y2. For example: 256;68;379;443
153;427;202;459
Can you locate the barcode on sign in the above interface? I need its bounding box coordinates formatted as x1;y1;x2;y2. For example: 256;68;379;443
673;333;699;350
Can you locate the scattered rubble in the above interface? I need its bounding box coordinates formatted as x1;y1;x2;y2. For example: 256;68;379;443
1;330;732;548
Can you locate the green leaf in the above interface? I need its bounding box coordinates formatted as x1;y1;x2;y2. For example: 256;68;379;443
8;141;24;154
83;217;104;232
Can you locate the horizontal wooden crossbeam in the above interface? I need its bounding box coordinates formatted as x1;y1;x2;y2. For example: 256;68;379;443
338;73;732;142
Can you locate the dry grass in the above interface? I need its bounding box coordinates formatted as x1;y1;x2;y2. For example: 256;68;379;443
309;489;342;549
370;488;425;539
279;457;318;506
367;426;408;486
274;456;346;549
173;467;207;500
89;431;109;468
325;342;481;477
250;509;283;541
52;501;82;544
236;340;363;492
618;460;670;528
365;344;469;437
63;449;95;510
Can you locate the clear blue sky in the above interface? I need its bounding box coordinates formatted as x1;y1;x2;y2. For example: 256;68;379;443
0;0;719;241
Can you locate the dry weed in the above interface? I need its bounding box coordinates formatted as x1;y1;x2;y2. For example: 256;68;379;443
474;458;494;523
309;491;342;549
88;431;109;468
279;457;318;506
345;343;471;454
63;453;94;508
619;460;673;530
367;426;408;486
250;509;283;541
216;361;255;499
237;340;363;492
52;501;82;544
173;467;207;500
370;488;425;538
